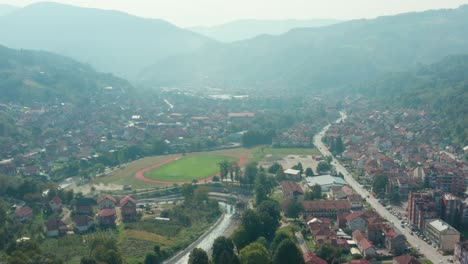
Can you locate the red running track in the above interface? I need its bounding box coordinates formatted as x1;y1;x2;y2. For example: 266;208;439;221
134;155;249;184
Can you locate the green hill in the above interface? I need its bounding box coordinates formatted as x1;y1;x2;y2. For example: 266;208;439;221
139;5;468;92
363;55;468;145
0;2;214;78
0;45;133;104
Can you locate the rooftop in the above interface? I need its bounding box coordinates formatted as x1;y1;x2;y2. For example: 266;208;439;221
306;175;347;187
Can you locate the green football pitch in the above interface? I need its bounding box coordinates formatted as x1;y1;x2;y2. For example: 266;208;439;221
144;154;238;181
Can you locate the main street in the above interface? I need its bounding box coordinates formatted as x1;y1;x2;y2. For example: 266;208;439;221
313;112;452;264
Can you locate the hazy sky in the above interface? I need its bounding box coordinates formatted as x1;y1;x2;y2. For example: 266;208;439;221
1;0;468;27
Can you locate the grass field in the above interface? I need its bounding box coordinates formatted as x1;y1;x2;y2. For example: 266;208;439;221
92;146;320;189
144;154;238;181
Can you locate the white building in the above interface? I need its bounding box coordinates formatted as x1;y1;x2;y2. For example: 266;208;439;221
425;219;460;252
306;175;347;192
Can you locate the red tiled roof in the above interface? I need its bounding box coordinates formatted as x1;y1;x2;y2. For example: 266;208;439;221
353;230;374;251
98;209;116;217
15;206;32;218
120;196;137;206
280;181;304;195
45;219;67;231
50;196;62;205
302;200;351;211
348;260;370;264
393;255;422;264
73;215;94;226
303;252;327;264
98;194;117;204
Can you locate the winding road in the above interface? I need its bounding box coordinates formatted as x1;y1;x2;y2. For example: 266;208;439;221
314;112;452;264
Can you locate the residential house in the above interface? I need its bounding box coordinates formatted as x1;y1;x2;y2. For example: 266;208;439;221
120;196;137;222
454;241;468;264
45;219;67;237
425;219;460;252
280;181;304;201
73;215;94;233
384;228;406;255
393;254;422;264
49;196;62;212
303;252;327;264
97;208;116;226
314;227;336;244
15;206;33;222
75;198;96;215
352;230;377;258
302;200;351;218
346;211;368;232
98;194;117;210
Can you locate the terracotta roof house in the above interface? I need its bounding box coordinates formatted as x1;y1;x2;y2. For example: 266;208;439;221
15;206;33;222
302;200;351;218
384;227;407;255
352;230;377;258
280;181;304;201
98;194;117;209
49;196;63;212
120;196;137;222
45;219;67;237
73;215;94;233
393;254;422;264
97;208;116;226
303;252;327;264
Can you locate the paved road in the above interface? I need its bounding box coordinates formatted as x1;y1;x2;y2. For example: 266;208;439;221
167;203;236;264
313;112;452;264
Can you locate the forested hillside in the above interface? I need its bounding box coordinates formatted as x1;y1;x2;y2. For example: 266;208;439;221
362;55;468;145
0;2;213;78
0;45;133;104
139;5;468;92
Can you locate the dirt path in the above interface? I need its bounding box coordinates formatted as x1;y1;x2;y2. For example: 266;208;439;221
134;155;249;184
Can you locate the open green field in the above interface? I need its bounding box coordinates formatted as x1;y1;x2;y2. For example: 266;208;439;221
144;154;238;181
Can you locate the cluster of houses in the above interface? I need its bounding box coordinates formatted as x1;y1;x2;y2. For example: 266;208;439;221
279;179;407;258
327;107;466;201
11;194;138;238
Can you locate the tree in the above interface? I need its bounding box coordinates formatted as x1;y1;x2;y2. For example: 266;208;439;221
212;236;237;264
219;160;230;182
80;257;97;264
239;242;271;264
275;167;286;181
181;184;195;201
270;230;291;253
292;162;303;175
268;163;281;174
335;136;344;154
243;162;258;187
241;209;263;242
305;184;322;200
144;252;162;264
231;227;250;252
272;239;304;264
305;167;314;177
257;201;281;239
372;175;388;197
188;248;209;264
284;199;303;219
316;161;331;174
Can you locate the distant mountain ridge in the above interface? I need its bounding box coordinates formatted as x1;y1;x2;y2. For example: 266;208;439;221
0;2;214;78
189;19;341;42
0;45;133;104
139;5;468;92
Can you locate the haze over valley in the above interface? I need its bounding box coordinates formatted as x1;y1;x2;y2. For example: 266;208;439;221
0;1;467;264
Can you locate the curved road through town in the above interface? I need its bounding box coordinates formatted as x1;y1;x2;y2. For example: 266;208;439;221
314;112;452;264
166;203;236;264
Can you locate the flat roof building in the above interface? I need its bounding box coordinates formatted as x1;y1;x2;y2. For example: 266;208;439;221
306;175;347;192
425;219;460;252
